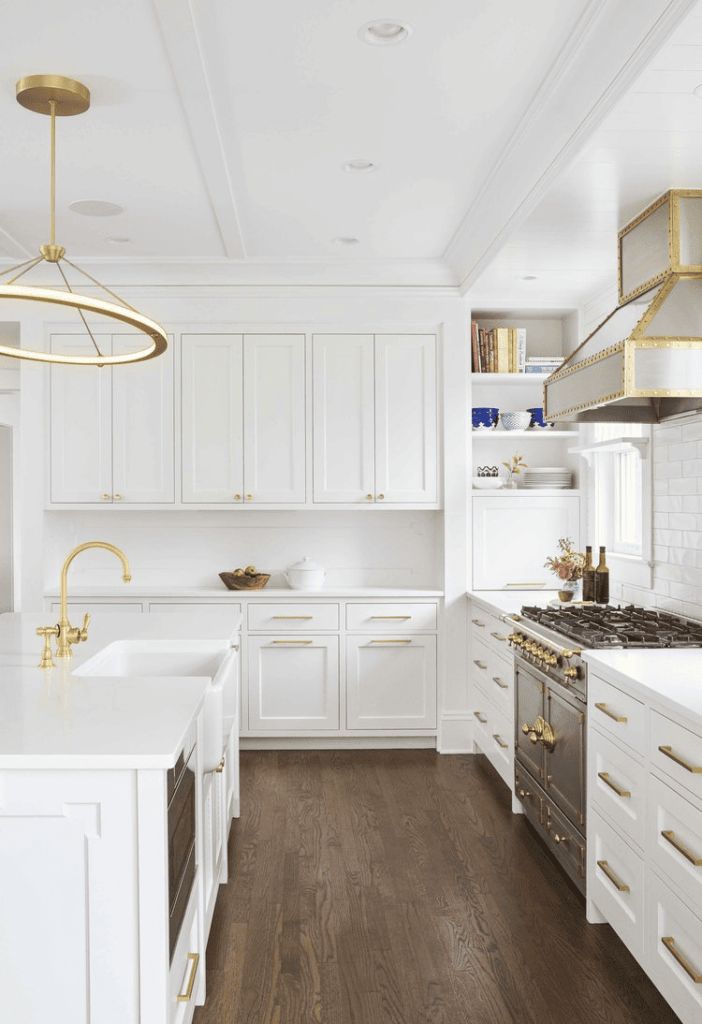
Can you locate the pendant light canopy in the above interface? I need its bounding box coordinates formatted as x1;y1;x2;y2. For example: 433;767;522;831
0;74;168;367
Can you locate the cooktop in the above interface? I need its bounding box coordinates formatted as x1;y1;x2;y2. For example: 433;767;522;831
519;603;702;649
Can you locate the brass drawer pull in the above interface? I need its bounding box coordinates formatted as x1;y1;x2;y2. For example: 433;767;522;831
490;631;507;642
371;615;411;619
272;639;313;644
662;936;702;983
177;953;200;1002
661;830;702;866
658;745;702;773
597;860;630;893
598;772;630;798
471;618;485;627
273;615;313;619
492;733;508;749
215;756;225;773
492;676;509;689
473;659;487;670
595;702;627;723
473;711;487;724
370;639;411;644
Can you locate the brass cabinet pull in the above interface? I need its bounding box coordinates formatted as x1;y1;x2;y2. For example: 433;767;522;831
552;832;569;845
492;733;508;749
215;756;225;773
234;493;241;501
598;771;630;798
370;639;411;644
597;860;630;893
492;676;509;689
113;494;121;500
102;493;110;500
661;830;702;866
371;615;411;619
661;936;702;983
658;745;702;774
473;711;487;724
177;953;200;1002
595;702;628;723
473;659;487;670
272;639;313;644
377;493;385;500
273;615;313;619
471;618;485;627
366;494;373;501
246;493;253;501
490;631;507;642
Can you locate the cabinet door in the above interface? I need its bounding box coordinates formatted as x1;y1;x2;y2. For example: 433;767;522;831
248;635;339;730
375;334;437;503
112;334;174;503
181;334;244;503
243;334;306;503
346;635;437;729
472;495;580;589
312;334;375;502
50;334;112;503
201;767;226;936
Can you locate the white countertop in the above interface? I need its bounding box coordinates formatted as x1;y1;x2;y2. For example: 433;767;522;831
0;611;241;771
467;589;562;617
44;585;444;599
583;648;702;731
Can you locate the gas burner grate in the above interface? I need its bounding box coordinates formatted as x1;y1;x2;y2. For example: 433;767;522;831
518;604;702;649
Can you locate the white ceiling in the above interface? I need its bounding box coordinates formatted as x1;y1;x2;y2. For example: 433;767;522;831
0;0;700;296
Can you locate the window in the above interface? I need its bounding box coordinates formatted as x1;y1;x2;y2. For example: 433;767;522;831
585;422;652;590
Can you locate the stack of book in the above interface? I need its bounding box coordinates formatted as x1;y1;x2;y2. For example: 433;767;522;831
471;323;526;373
524;356;563;375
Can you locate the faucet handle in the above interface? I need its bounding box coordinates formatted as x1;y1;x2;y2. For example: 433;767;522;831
37;625;59;669
77;612;90;642
66;612;90;647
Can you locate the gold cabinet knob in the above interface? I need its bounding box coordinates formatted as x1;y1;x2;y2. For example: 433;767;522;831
366;494;373;501
102;494;110;501
377;493;385;500
246;494;253;501
114;494;121;500
234;494;241;501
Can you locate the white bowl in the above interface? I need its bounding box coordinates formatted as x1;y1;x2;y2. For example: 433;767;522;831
472;477;505;489
500;411;532;431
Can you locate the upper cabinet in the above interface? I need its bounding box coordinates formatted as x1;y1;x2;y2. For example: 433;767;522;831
49;333;174;505
181;333;306;505
313;333;438;506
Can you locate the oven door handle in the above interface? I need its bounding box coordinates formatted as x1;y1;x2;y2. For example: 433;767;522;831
500;613;581;659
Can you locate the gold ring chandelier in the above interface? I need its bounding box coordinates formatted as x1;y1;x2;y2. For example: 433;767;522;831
0;75;168;366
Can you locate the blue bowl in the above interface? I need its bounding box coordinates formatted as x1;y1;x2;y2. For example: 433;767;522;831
472;406;499;429
526;406;545;427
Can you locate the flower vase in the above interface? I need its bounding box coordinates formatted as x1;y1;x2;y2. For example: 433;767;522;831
558;580;580;603
504;477;517;489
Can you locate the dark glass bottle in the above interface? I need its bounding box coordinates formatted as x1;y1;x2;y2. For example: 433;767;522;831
582;546;595;603
595;546;610;604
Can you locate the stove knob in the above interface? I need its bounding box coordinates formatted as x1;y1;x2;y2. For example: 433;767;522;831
564;666;579;680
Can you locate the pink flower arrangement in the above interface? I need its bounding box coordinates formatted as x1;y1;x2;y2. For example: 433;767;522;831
544;537;585;583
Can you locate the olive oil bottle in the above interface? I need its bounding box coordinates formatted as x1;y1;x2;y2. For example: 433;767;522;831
582;545;595;603
595;545;610;604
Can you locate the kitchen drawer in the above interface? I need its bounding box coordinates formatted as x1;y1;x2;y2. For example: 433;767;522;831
470;635;491;688
649;773;702;910
48;600;144;614
488;648;514;718
651;710;702;804
590;727;647;851
470;607;510;651
589;673;646;755
646;870;702;1024
150;602;241;615
484;704;513;788
168;882;201;1024
346;602;437;631
588;807;645;962
471;683;494;752
514;762;542;820
544;800;586;889
247;602;339;631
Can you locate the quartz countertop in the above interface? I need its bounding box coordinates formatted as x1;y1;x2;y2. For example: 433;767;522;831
467;589;562;618
0;610;241;770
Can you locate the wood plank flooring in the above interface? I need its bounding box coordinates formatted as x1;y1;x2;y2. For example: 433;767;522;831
193;750;681;1024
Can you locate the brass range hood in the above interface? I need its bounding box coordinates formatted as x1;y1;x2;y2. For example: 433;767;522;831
544;189;702;423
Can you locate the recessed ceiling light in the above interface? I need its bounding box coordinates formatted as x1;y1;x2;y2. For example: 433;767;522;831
518;275;538;281
105;236;131;245
343;159;377;173
358;20;413;46
69;199;124;217
332;236;360;246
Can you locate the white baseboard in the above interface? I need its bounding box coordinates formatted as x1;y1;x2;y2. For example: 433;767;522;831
438;714;473;753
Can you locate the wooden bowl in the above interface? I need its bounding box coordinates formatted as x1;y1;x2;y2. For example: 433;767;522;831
219;571;270;591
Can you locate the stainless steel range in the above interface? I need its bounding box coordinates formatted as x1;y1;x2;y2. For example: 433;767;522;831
501;603;702;896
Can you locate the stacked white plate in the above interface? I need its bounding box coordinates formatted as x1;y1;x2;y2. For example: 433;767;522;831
523;467;571;489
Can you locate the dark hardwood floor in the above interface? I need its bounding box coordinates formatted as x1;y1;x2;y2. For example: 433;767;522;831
193;750;681;1024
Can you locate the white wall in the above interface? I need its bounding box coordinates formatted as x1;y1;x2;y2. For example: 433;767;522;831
0;425;12;611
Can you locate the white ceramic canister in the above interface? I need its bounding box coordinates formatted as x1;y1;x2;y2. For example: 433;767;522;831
284;556;326;591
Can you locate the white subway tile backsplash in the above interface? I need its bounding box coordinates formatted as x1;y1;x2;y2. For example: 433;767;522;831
654;494;683;513
682;419;702;442
655;529;683;547
653;424;683;445
669;477;698;495
683;458;702;478
682;494;702;513
654;460;682;480
680;530;702;550
669;512;699;531
668;442;699;461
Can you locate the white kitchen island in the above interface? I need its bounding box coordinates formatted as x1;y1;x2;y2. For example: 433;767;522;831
0;610;241;1024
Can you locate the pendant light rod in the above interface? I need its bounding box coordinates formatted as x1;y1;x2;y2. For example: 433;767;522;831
50;98;56;248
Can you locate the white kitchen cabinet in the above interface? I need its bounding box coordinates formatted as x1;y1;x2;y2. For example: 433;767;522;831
200;764;226;937
472;494;580;589
346;634;437;729
247;634;340;730
312;333;438;505
468;601;515;786
49;332;174;505
181;333;305;504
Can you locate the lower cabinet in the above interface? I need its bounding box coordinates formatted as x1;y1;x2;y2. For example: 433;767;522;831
468;600;515;787
247;635;340;730
346;634;436;729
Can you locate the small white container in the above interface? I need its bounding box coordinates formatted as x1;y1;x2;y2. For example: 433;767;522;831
284;556;327;591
